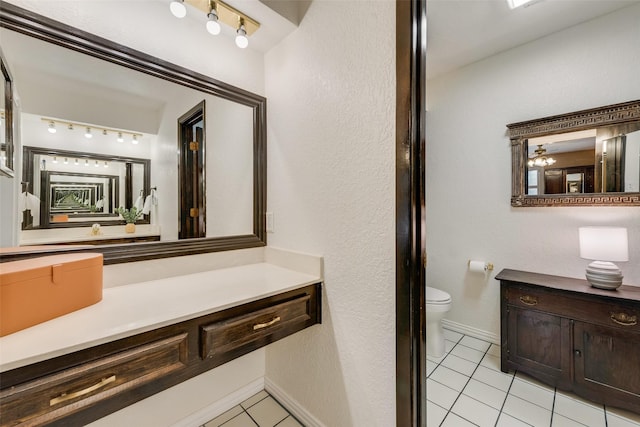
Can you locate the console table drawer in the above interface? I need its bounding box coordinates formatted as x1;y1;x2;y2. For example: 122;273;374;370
507;285;640;332
0;333;188;426
201;294;312;360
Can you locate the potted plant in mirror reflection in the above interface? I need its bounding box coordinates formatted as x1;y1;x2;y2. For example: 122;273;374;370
116;206;143;233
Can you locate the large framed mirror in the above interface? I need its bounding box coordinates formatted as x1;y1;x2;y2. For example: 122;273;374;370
0;3;266;264
508;100;640;207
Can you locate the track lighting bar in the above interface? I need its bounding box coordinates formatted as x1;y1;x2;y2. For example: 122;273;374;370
170;0;260;43
40;117;142;143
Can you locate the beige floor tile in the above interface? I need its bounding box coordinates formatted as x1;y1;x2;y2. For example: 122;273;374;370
246;396;289;427
275;416;303;427
241;390;270;410
204;405;244;427
221;412;259;427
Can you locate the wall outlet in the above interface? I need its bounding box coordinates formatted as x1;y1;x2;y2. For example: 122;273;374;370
266;212;274;233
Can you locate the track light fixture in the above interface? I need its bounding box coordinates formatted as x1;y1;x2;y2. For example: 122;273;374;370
206;7;221;35
169;0;187;18
42;118;142;144
170;0;259;48
235;19;248;49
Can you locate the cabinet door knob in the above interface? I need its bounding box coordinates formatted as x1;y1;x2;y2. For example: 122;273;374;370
574;350;581;357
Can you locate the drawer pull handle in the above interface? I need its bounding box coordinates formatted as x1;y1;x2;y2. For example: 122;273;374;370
253;316;281;331
50;375;116;406
519;295;538;306
610;312;637;326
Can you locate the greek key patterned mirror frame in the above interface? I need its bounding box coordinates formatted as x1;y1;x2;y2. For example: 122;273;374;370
507;100;640;207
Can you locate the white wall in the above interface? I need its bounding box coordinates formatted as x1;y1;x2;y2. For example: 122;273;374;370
264;1;396;426
426;4;640;337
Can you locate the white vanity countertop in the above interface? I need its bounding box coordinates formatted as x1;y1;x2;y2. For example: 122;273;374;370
0;262;320;372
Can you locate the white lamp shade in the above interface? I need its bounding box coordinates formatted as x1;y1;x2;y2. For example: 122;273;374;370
579;226;628;262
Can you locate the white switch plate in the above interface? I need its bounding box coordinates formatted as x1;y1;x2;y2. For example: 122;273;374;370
266;212;274;233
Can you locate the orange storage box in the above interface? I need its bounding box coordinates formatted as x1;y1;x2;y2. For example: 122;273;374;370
0;253;103;337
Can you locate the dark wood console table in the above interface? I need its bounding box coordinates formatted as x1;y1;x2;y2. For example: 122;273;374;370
497;269;640;414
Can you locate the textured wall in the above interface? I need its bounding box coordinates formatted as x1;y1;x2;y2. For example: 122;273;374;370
426;3;640;337
264;1;396;426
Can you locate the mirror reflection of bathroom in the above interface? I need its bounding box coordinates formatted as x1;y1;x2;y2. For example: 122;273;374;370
525;128;640;196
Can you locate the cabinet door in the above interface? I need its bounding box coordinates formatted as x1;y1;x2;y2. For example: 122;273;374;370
507;306;572;386
574;321;640;413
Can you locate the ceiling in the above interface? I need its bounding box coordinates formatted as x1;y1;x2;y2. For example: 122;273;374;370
426;0;640;79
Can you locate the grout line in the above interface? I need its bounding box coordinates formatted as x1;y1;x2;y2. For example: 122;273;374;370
549;385;556;427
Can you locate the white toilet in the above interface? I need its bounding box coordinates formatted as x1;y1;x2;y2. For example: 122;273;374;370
426;286;452;358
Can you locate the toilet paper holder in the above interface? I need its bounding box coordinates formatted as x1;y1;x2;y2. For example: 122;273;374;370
468;260;494;272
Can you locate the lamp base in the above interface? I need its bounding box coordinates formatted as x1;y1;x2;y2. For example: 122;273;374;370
585;261;623;290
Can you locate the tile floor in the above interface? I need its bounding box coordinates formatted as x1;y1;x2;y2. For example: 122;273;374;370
428;328;640;427
202;327;640;427
202;390;302;427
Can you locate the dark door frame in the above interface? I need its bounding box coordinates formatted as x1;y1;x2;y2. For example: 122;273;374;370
396;0;427;426
178;100;206;240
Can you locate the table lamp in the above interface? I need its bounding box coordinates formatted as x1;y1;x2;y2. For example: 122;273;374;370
579;226;628;290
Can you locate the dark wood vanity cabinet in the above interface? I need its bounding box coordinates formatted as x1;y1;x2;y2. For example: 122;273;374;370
498;269;640;414
0;283;321;427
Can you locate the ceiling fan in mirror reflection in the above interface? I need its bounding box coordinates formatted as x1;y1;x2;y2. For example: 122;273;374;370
40;117;142;144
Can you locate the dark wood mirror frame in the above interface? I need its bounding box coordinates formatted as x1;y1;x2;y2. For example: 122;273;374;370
507;100;640;207
0;47;15;177
0;3;266;264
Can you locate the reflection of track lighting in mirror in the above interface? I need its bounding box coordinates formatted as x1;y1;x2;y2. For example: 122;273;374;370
64;158;68;165
104;161;109;168
52;157;58;164
170;0;187;18
74;158;79;166
85;159;89;167
95;160;100;168
132;135;139;144
42;118;142;144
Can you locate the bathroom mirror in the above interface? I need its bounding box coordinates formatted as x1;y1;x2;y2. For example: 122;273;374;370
0;3;266;264
0;47;15;177
507;100;640;207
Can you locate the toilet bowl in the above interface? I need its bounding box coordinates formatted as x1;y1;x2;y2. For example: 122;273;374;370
426;286;452;358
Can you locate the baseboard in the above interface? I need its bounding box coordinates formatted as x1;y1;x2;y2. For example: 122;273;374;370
172;377;265;427
441;319;499;344
264;377;325;427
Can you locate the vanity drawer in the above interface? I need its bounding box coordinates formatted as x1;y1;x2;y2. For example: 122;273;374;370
506;285;640;333
0;333;188;427
201;294;312;360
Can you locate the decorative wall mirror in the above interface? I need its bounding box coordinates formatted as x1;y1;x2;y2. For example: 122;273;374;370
0;47;15;177
0;3;266;264
508;100;640;207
